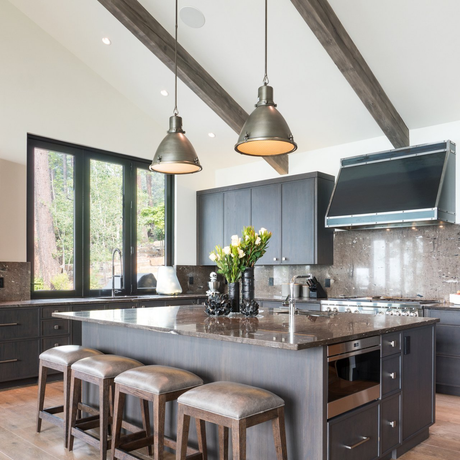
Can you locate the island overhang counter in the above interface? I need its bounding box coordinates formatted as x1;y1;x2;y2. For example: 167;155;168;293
54;305;438;460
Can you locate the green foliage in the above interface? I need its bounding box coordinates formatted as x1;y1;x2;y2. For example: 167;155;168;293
50;273;72;290
240;226;272;268
34;277;45;291
139;205;165;241
209;240;246;283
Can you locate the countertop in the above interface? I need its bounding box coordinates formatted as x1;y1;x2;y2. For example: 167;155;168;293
53;305;439;351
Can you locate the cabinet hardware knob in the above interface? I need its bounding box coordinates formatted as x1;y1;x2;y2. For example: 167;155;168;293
0;358;19;364
141;305;145;308
282;257;287;261
273;258;278;261
54;325;60;330
54;343;59;347
344;436;370;450
390;372;397;379
389;421;397;428
389;340;396;347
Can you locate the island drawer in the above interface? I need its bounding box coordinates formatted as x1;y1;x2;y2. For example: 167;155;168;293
0;339;39;382
435;324;460;355
0;308;39;340
381;394;401;454
382;332;401;356
426;310;460;326
328;403;379;460
382;355;401;396
42;335;71;352
41;318;70;337
42;305;70;319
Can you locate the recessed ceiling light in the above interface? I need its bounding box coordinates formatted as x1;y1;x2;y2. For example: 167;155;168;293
208;133;216;138
160;90;169;97
180;7;205;28
102;37;111;45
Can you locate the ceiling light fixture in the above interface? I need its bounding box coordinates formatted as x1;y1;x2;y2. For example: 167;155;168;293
235;0;297;157
160;90;169;97
208;133;216;138
149;0;202;175
101;37;111;45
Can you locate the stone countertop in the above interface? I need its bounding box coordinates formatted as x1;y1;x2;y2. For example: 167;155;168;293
0;294;205;308
53;305;439;351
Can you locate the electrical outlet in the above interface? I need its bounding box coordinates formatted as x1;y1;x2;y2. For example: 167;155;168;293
0;277;3;288
269;277;274;286
325;278;331;288
188;276;194;285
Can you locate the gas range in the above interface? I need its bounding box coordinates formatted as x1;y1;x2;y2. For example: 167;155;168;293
320;297;439;317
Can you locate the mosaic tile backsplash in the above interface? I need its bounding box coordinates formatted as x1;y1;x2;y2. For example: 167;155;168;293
180;224;460;302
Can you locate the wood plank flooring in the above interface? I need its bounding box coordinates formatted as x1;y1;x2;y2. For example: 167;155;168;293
0;382;459;459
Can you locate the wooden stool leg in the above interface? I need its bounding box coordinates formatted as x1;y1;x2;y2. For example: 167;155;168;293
68;372;82;451
63;366;71;447
99;379;111;460
196;418;207;460
272;407;288;460
175;405;191;460
218;425;228;460
153;394;166;460
232;419;247;460
140;398;152;456
111;386;126;460
36;362;48;433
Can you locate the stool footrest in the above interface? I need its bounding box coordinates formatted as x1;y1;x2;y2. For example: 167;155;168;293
39;410;65;427
42;405;64;415
74;414;102;431
71;427;102;449
78;403;98;416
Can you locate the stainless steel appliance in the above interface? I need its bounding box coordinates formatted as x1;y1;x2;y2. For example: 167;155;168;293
320;298;433;317
327;336;380;419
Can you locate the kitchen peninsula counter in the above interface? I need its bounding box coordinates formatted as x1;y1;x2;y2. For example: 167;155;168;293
53;305;438;351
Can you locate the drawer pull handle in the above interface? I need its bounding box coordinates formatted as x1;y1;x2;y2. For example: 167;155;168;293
53;325;60;330
389;421;397;428
344;436;370;450
282;257;287;261
390;372;397;379
0;323;19;327
389;340;396;347
0;359;18;364
273;257;278;261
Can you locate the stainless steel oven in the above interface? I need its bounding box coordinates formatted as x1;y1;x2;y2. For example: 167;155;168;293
327;336;380;419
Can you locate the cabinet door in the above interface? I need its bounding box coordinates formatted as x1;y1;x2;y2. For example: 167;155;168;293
281;179;315;264
402;326;435;441
223;189;251;244
251;183;282;264
381;395;401;454
197;192;224;265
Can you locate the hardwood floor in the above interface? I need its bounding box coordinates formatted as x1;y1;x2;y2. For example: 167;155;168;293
0;382;459;459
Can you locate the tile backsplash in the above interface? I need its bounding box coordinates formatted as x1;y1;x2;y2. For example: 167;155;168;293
0;262;31;301
180;224;460;302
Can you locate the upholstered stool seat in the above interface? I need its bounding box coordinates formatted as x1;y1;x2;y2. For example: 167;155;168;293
36;345;103;446
111;365;204;460
176;381;288;460
68;355;143;460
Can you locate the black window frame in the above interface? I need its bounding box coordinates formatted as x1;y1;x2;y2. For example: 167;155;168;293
27;134;174;299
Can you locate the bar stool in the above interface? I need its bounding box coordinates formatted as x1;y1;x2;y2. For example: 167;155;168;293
68;354;143;460
176;381;288;460
111;365;204;460
36;345;103;446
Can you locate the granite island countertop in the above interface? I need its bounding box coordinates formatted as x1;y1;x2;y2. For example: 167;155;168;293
54;305;439;351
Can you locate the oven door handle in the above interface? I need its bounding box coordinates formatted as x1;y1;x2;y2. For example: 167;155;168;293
327;345;381;362
344;436;370;450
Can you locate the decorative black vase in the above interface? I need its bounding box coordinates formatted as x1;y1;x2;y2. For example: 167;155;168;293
242;267;255;301
228;281;240;313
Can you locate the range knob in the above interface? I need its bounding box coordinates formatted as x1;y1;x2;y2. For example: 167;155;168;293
326;307;332;312
346;308;352;313
353;309;359;313
333;307;339;313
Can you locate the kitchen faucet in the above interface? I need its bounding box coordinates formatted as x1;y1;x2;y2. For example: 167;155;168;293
289;274;311;319
111;248;123;297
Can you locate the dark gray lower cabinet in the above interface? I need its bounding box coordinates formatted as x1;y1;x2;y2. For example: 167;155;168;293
329;402;379;460
381;394;401;454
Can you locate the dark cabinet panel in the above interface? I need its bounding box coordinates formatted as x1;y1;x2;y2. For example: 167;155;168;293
436;355;460;388
251;183;282;264
402;326;434;441
197;192;224;265
42;305;70;319
382;332;401;357
0;339;39;382
281;179;315;264
41;318;70;337
381;395;401;454
382;354;401;396
223;188;251;243
0;308;39;340
435;324;460;355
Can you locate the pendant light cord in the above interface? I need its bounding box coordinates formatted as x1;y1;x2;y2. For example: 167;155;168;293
263;0;269;85
174;0;179;116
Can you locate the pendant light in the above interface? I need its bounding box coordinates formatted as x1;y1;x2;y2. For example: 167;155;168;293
150;0;202;175
235;0;297;156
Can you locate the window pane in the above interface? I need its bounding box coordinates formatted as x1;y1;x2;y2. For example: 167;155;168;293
90;160;123;290
33;148;74;291
136;169;165;289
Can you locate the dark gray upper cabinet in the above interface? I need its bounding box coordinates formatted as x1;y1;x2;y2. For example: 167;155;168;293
197;172;334;266
197;192;224;265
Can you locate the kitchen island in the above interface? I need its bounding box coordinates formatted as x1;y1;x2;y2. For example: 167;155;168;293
54;306;438;460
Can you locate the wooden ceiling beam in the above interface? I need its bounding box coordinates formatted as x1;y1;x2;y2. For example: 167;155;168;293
291;0;409;148
97;0;288;175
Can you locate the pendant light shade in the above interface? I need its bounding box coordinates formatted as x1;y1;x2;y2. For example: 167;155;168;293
235;0;296;157
150;0;202;175
235;84;297;156
150;115;202;174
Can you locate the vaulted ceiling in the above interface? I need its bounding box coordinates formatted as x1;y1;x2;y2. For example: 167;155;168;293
7;0;460;174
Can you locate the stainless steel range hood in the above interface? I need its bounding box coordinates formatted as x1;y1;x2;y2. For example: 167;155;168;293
325;140;456;230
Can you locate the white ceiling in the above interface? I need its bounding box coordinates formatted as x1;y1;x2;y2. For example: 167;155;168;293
7;0;460;172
